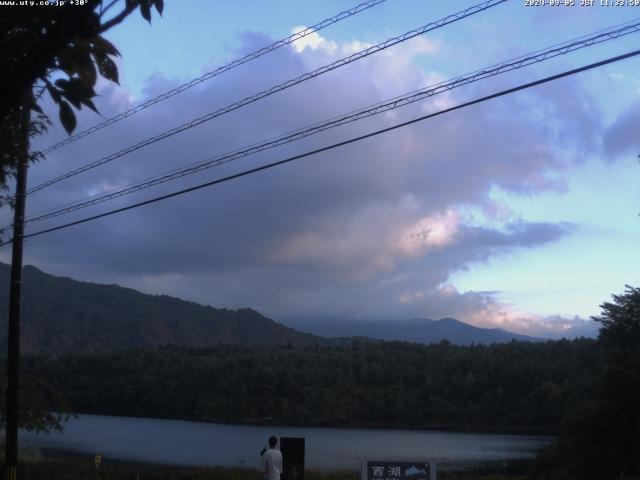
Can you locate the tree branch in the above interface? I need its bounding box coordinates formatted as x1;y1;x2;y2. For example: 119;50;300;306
98;2;138;33
100;0;120;19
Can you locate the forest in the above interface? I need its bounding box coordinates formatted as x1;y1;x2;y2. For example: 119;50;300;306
18;338;598;435
3;286;638;479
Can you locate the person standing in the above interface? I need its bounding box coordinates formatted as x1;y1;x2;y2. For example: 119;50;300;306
260;436;283;480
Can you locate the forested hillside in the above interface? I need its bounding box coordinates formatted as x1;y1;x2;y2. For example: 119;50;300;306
0;263;547;352
21;338;598;434
0;263;324;352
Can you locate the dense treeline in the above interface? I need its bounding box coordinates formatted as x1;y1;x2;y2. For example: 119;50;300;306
533;286;640;479
0;263;323;354
21;338;598;434
9;281;640;480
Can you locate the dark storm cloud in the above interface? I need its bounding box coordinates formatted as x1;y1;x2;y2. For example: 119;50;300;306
604;101;640;156
127;221;572;326
0;32;603;331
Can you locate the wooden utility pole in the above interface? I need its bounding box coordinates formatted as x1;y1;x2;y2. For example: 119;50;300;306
4;100;30;480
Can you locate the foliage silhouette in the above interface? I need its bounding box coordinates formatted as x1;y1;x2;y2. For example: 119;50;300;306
0;0;163;197
0;0;164;433
18;338;599;435
533;286;640;479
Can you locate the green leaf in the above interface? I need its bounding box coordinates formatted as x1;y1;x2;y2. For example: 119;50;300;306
78;63;97;89
47;85;61;104
97;56;119;84
30;101;44;115
93;36;120;57
58;45;92;77
60;78;97;110
61;88;81;109
59;101;76;135
82;97;99;114
54;78;70;89
139;0;151;22
57;56;78;77
153;0;164;15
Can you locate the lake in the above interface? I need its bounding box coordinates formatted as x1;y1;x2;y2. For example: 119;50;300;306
20;414;552;471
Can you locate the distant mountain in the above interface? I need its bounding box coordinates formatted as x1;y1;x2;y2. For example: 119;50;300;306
0;262;541;353
0;263;325;354
283;317;541;345
558;321;599;339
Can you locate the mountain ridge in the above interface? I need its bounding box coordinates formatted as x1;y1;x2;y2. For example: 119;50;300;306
0;262;539;353
0;262;326;353
282;315;541;345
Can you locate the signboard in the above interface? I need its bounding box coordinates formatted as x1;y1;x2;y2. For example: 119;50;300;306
281;437;305;480
363;461;436;480
94;454;102;469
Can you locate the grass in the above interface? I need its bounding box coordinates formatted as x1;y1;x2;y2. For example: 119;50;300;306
12;452;529;480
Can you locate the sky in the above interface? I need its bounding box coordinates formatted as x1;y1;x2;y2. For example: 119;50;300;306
2;0;640;338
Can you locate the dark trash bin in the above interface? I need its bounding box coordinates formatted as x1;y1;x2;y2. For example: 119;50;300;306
280;437;305;480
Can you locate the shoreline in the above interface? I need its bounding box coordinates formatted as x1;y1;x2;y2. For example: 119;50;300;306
16;453;532;480
19;413;550;472
40;411;558;438
36;445;538;475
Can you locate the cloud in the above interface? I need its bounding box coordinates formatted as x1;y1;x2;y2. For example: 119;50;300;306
460;294;599;338
604;101;640;157
2;28;604;336
397;209;460;257
291;26;338;54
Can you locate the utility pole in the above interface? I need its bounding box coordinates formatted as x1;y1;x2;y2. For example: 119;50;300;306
4;100;30;480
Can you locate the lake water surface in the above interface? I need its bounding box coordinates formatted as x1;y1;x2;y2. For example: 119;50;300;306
20;414;552;471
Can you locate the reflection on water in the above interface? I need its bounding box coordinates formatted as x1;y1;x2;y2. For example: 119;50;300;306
21;414;552;471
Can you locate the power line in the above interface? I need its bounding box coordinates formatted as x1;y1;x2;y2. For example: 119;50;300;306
37;0;391;156
4;48;637;247
23;19;640;224
25;0;507;196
